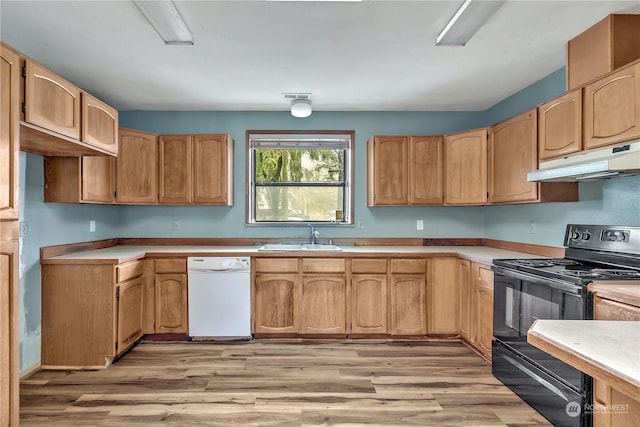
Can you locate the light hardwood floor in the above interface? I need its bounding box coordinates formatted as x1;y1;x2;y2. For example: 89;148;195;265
20;341;551;426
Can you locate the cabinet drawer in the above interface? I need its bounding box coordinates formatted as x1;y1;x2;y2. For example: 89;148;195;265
595;296;640;320
390;259;426;274
155;258;187;274
302;258;346;273
352;258;387;274
478;265;493;285
255;258;298;273
117;260;143;283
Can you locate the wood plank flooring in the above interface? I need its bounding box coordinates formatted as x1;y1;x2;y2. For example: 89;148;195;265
20;341;551;426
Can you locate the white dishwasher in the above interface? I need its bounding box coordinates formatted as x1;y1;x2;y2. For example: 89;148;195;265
187;257;251;340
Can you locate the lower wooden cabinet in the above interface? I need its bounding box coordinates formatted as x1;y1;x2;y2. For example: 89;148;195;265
458;259;472;341
154;258;188;334
351;274;387;334
591;291;640;426
301;275;346;334
427;257;460;335
459;261;494;361
389;259;427;335
41;259;144;368
254;273;300;334
0;222;19;426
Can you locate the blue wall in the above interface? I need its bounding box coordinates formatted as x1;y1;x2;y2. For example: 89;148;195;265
18;67;640;374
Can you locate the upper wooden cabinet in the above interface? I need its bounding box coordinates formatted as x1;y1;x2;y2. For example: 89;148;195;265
567;14;640;90
489;110;539;204
117;128;158;204
367;135;443;206
584;62;640;150
44;156;116;204
81;92;118;155
444;128;488;205
538;89;583;160
1;45;20;221
24;59;81;140
367;135;408;205
159;134;233;205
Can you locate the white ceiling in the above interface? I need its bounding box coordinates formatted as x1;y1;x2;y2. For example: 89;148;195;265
1;0;639;112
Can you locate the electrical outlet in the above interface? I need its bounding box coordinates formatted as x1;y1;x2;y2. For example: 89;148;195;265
530;221;537;234
89;220;96;232
417;220;424;231
358;220;364;229
173;220;181;231
19;221;29;237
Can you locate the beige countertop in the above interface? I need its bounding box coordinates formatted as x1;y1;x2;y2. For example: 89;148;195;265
41;244;542;265
528;320;640;400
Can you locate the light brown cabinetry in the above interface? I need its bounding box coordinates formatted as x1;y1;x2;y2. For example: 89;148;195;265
254;258;300;334
81;92;118;155
474;264;494;359
489;110;539;203
567;14;640;90
389;259;427;335
44;156;116;204
0;223;19;426
159;134;233;205
367;135;443;206
24;59;81;140
350;259;387;334
458;259;471;341
427;257;459;335
117;128;158;204
584;62;640;149
538;89;583;160
154;258;188;334
300;259;346;334
41;259;144;368
444;128;488;205
1;45;20;221
592;292;640;427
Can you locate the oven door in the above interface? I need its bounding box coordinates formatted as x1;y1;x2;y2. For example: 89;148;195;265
492;266;590;391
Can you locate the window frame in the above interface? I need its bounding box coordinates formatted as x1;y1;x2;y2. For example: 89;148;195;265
245;130;355;226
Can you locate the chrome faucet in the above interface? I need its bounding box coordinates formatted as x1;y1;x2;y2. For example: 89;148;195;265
307;224;319;244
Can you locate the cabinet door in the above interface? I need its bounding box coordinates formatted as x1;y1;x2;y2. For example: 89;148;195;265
82;156;116;203
367;136;408;205
117;277;143;354
301;275;346;334
159;135;192;204
410;136;443;205
351;274;387;334
427;258;459;335
254;274;299;334
25;59;81;139
193;134;232;205
81;92;118;155
594;296;640;320
117;128;158;204
155;274;188;333
1;46;19;220
489;110;538;203
584;62;640;149
389;274;426;335
458;259;471;340
0;233;18;426
475;265;494;360
538;90;583;160
444;128;488;205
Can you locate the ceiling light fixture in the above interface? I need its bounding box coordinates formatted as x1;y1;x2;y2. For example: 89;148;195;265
435;0;504;46
284;93;312;118
133;0;194;45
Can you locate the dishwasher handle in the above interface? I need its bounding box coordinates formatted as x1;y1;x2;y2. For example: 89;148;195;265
189;268;250;273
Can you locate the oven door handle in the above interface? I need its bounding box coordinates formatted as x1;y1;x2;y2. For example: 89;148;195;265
493;267;583;295
502;353;571;402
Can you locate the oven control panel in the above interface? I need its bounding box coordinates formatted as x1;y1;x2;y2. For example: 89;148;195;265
565;224;639;254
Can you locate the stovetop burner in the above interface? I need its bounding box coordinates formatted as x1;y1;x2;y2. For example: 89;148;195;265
494;258;640;284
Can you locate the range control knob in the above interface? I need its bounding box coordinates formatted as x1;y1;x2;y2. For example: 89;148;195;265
581;232;591;241
571;230;581;240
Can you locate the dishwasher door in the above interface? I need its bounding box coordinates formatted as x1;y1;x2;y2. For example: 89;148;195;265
187;257;251;340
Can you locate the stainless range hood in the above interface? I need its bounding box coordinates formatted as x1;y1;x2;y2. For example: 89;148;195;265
528;141;640;182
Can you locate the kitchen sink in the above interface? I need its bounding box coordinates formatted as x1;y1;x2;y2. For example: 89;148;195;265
258;243;342;252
